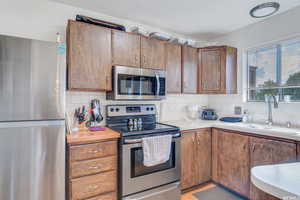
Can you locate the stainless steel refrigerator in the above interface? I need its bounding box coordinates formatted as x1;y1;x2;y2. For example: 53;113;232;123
0;35;65;200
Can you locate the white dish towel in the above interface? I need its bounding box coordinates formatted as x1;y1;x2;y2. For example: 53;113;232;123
142;134;172;167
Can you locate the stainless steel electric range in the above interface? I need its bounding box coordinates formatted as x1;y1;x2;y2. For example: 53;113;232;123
106;104;181;200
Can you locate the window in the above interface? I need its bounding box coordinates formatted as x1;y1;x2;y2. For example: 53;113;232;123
247;39;300;102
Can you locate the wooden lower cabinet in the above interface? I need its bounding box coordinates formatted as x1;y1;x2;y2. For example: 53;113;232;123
86;192;117;200
213;129;250;197
181;128;211;190
194;129;212;185
69;141;117;162
250;185;278;200
70;156;117;179
67;140;118;200
71;171;117;199
250;137;297;200
212;128;298;200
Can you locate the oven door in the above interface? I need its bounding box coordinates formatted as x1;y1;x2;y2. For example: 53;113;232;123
113;66;166;100
122;136;181;196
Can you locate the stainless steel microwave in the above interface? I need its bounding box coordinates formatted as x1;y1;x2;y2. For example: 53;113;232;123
106;66;166;100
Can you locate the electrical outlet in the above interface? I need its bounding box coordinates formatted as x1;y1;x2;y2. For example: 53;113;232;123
234;106;242;115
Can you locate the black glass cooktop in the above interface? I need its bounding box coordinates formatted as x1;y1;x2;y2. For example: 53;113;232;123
109;123;179;136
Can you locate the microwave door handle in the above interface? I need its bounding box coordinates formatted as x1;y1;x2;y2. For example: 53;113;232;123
155;74;160;96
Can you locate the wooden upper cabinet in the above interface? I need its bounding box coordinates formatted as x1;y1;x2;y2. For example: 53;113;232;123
181;128;212;190
182;46;198;94
214;129;250;197
198;46;237;94
250;137;296;200
141;37;165;70
165;43;182;93
112;30;141;67
67;20;112;91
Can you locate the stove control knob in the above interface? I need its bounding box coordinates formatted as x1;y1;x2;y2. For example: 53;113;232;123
146;107;150;111
110;108;114;112
150;107;154;111
116;108;120;112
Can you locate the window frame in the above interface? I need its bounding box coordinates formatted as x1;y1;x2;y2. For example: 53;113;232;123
246;37;300;103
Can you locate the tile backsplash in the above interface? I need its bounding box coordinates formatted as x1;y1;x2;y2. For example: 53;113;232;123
66;91;209;126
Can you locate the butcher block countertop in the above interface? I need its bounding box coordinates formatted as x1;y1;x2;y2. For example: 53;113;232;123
67;127;120;145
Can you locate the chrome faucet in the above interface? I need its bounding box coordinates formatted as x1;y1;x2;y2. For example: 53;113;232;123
265;94;279;126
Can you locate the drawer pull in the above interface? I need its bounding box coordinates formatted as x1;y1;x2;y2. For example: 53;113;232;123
88;150;100;153
89;165;101;169
88;185;99;190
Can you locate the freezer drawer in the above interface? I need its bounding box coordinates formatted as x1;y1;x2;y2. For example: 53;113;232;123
122;182;181;200
0;120;65;200
0;35;65;121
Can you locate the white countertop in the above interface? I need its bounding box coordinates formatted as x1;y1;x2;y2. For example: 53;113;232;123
251;163;300;199
160;119;300;141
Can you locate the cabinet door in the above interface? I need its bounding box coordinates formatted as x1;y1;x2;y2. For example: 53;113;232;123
250;137;296;200
225;46;237;94
67;20;112;91
272;140;297;163
182;46;198;93
199;48;225;93
298;143;300;161
217;130;250;197
212;129;219;182
165;43;182;93
195;129;212;185
112;30;140;67
181;132;196;190
141;37;165;70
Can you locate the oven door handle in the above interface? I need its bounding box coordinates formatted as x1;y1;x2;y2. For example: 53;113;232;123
155;74;160;96
124;133;181;144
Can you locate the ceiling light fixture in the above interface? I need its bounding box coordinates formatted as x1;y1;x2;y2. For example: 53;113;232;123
250;2;280;18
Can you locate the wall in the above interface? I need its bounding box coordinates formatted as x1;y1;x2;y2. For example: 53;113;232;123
1;0;195;42
208;6;300;127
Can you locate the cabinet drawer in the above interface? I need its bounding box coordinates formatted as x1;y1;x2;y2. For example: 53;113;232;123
86;192;117;200
71;171;117;200
70;141;117;161
70;156;117;178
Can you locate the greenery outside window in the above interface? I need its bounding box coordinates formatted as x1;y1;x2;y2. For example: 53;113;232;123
247;39;300;102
